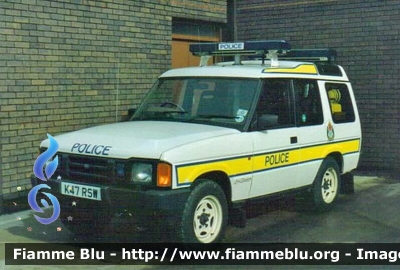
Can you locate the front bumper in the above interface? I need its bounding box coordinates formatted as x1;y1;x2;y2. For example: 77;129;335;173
30;175;191;230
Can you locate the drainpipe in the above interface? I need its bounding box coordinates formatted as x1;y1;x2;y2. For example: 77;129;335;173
233;0;237;41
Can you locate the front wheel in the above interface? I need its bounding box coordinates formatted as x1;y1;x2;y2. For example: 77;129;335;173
311;157;341;211
178;180;228;244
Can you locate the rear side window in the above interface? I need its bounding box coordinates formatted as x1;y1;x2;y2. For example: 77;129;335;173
294;79;323;126
325;83;355;123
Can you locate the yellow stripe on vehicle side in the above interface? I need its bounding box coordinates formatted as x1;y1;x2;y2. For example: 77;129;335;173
262;64;318;74
176;138;360;186
299;139;360;163
252;149;299;172
177;156;252;185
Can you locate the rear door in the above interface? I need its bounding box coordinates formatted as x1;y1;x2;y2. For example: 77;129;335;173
294;79;328;187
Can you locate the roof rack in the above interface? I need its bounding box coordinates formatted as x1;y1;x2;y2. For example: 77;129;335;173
189;40;338;67
279;49;337;63
189;40;291;67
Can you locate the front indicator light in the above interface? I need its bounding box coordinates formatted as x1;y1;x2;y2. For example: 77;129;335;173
157;163;172;187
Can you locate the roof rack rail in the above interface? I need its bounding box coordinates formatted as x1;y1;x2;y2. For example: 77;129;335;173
279;49;337;63
189;40;291;67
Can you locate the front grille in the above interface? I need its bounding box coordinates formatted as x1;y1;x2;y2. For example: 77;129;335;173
56;153;117;185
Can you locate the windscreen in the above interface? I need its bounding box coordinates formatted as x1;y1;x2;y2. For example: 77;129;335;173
132;77;260;130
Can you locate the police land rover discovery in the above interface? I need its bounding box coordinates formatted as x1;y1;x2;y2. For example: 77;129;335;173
35;40;361;244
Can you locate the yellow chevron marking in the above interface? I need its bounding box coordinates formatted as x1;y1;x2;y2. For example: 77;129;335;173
263;64;318;74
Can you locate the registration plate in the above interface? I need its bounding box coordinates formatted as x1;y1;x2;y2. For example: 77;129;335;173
60;182;102;201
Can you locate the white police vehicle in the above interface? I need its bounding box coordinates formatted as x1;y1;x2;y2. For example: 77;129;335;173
36;40;361;244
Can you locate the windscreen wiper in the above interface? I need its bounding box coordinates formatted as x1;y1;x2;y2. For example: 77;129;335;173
191;114;239;120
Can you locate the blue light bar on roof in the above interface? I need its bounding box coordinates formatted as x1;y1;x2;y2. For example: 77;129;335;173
189;40;291;56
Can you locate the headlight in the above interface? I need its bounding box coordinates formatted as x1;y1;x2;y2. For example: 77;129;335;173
131;163;152;183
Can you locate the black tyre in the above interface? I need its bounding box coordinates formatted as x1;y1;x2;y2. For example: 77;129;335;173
311;157;341;211
178;180;228;244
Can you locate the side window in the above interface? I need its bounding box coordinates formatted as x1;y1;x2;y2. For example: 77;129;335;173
294;79;323;126
325;83;355;123
251;79;295;130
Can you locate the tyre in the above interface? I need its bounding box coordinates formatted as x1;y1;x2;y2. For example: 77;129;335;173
178;180;228;244
311;157;341;211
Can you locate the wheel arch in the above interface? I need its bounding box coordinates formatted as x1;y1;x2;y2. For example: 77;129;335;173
191;170;232;204
325;151;344;173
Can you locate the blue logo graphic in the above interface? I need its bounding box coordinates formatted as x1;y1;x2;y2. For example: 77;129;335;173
29;134;61;225
28;184;61;225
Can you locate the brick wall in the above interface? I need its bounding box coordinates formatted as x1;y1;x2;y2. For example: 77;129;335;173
0;0;227;200
236;0;400;171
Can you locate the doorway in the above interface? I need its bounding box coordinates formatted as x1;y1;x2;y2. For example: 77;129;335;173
172;20;221;68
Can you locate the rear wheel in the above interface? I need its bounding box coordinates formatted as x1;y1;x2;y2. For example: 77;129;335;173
178;180;228;243
311;157;341;211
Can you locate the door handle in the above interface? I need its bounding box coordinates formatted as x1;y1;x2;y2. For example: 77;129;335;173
290;136;298;144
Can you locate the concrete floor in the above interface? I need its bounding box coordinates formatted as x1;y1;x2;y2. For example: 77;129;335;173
0;172;399;269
